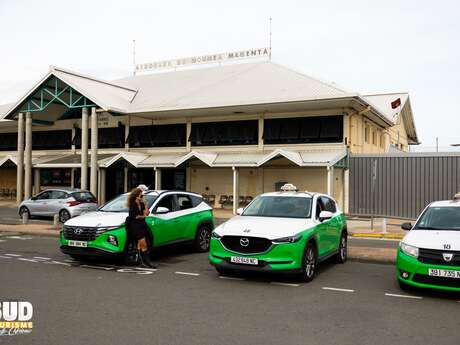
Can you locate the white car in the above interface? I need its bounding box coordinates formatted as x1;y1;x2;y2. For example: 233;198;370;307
209;184;348;282
397;194;460;291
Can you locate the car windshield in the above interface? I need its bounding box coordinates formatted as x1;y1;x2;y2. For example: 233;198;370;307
414;206;460;231
242;196;312;219
99;194;157;213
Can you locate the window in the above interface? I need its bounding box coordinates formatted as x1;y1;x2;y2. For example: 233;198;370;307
177;195;193;210
49;190;67;199
36;191;50;200
264;116;343;144
321;197;337;213
242;196;312;219
100;194;157;213
74;126;126;149
155;194;177;212
40;169;71;186
128;124;186;148
190;120;258;146
33;130;72;150
190;195;203;207
364;126;369;143
0;133;18;151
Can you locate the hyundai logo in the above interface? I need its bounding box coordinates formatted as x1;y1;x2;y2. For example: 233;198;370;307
443;253;454;262
73;228;83;235
240;238;249;247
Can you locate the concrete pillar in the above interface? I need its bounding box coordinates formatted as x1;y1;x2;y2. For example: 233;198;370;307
343;169;349;214
327;166;334;196
186;118;192;152
125;116;130;150
70;168;75;188
81;107;89;190
100;168;106;204
124;166;128;192
16;113;24;204
232;166;239;214
258;113;264;150
154;168;161;190
186;166;191;191
33;168;40;195
90;107;98;196
71;127;76;154
24;112;32;200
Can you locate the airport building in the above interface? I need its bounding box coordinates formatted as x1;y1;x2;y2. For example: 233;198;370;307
0;60;418;213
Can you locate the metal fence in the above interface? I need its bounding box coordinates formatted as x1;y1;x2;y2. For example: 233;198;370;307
349;153;460;219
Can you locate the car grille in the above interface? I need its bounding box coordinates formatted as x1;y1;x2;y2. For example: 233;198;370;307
63;226;98;241
413;274;460;288
220;236;272;254
418;248;460;266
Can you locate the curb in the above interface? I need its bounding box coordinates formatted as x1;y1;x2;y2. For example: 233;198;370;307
350;233;404;240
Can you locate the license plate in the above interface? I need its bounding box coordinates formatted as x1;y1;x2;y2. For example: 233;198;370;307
68;240;88;248
428;268;460;279
230;256;258;265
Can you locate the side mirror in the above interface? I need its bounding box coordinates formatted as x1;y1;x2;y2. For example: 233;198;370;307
155;207;170;214
401;222;412;231
31;196;37;201
236;207;244;215
319;211;333;222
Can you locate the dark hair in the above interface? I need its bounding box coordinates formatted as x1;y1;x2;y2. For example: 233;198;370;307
127;188;142;208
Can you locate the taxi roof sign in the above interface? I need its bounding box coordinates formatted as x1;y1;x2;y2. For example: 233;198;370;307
280;183;298;192
454;192;460;201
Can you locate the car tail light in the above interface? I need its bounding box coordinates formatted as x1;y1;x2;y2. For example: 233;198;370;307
67;201;81;207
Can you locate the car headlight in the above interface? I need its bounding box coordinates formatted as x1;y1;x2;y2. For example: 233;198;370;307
107;235;118;246
96;226;119;235
400;242;419;258
272;234;302;244
211;231;222;239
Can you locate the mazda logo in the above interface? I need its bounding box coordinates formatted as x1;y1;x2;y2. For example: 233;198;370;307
74;228;83;235
443;253;454;262
240;238;249;247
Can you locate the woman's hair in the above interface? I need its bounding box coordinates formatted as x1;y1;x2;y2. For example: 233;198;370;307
127;187;142;207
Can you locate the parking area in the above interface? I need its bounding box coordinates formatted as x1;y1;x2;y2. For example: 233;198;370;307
0;233;459;345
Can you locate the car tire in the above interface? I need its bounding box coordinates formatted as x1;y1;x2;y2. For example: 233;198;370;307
19;206;31;220
194;224;212;252
59;210;71;223
299;241;318;283
334;231;348;264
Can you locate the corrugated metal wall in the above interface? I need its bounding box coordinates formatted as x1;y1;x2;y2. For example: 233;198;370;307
349;154;460;219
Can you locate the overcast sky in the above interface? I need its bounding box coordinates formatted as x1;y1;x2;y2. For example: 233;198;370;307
0;0;459;151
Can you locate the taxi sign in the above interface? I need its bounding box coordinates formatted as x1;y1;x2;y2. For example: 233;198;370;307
280;183;298;192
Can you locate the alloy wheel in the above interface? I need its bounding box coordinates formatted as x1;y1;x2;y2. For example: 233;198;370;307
199;227;211;250
59;210;71;223
304;246;316;279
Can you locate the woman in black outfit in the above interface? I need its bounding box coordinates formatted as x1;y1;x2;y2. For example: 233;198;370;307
126;188;157;268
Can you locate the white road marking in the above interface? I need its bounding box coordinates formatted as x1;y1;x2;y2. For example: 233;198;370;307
175;271;200;276
44;261;71;267
80;265;114;271
64;259;78;263
116;268;155;275
322;287;355;293
385;293;422;300
270;282;300;287
0;255;13;259
18;258;39;263
218;276;244;281
33;256;51;260
0;240;6;243
6;236;32;240
4;253;22;257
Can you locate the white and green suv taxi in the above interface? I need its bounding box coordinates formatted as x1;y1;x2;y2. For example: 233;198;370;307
397;195;460;291
209;184;348;282
60;190;215;261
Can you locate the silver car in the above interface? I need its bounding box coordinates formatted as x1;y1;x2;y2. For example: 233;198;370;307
18;188;98;223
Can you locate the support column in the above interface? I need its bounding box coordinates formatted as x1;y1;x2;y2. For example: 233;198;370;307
100;168;106;205
70;168;75;188
125;116;130;150
258;113;264;150
186;118;192;152
33;168;40;195
16;113;24;204
90;107;98;196
154;168;162;190
81;107;89;190
24;112;32;200
232;166;239;215
124;166;128;192
327;166;334;197
343;168;349;214
71;127;76;154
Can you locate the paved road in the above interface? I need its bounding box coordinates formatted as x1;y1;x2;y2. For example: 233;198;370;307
0;233;458;345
